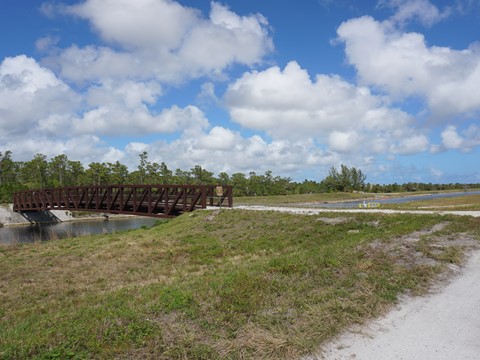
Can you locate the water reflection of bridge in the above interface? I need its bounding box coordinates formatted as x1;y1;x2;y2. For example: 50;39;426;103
13;185;233;218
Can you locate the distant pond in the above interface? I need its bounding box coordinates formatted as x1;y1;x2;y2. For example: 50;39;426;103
315;190;480;208
0;217;160;245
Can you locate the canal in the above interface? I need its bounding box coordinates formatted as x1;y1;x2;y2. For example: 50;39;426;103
0;217;160;245
315;190;480;208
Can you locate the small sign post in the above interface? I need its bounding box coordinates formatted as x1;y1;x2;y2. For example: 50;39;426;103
216;186;223;209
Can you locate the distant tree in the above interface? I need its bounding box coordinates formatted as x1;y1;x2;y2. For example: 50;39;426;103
191;165;215;184
48;154;69;187
20;154;49;189
159;162;173;184
0;151;23;203
349;166;367;191
108;161;129;184
247;171;264;196
145;161;161;184
297;179;323;194
68;161;85;186
231;173;248;196
0;151;16;186
218;172;230;185
137;151;149;184
321;164;367;192
272;174;294;195
174;169;193;184
85;162;110;185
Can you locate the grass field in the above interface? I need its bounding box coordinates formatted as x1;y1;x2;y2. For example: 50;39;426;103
1;209;479;359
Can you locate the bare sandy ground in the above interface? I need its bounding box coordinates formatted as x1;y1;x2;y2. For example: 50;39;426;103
314;250;480;360
233;205;480;218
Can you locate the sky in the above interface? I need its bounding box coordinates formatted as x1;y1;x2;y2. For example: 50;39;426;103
0;0;479;184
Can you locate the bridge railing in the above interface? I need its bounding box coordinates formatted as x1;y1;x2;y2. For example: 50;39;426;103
13;184;233;218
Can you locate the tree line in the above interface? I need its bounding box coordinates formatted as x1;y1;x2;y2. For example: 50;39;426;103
0;150;478;203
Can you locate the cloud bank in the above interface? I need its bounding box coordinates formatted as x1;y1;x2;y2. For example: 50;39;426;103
0;0;479;182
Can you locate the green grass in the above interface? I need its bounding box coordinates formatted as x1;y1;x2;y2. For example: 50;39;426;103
1;210;479;359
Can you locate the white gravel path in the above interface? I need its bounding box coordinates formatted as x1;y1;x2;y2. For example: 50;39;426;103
233;205;480;218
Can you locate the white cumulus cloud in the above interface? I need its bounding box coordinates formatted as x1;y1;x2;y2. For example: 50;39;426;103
0;55;80;138
224;61;427;156
73;104;209;136
135;130;338;177
439;125;480;152
337;14;480;118
378;0;450;27
45;0;273;83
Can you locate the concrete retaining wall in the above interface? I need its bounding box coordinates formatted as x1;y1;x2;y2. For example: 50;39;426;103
0;204;75;226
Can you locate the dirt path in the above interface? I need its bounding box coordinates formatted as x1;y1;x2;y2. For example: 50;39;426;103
233;205;480;218
314;250;480;360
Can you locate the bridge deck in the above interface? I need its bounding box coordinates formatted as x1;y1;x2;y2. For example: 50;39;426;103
13;185;233;218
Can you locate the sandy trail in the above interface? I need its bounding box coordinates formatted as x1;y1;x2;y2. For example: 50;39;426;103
315;250;480;360
233;205;480;218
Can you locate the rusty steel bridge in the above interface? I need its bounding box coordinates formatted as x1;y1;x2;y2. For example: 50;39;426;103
13;184;233;218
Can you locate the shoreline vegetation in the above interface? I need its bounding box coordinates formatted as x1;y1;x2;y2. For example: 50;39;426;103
1;208;479;359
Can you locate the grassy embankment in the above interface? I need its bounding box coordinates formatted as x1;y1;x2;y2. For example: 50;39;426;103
1;209;479;359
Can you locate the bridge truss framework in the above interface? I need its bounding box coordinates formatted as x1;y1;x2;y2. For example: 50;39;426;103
13;184;233;218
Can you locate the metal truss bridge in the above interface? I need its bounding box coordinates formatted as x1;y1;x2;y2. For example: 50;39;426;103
13;184;233;218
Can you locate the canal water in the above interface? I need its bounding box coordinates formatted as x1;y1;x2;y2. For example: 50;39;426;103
315;190;480;208
0;217;160;245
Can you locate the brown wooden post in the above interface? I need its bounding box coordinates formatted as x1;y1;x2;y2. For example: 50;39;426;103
119;187;124;211
148;186;152;215
132;187;135;212
164;186;169;215
183;188;187;212
201;186;207;208
95;187;99;210
107;187;112;210
227;186;233;207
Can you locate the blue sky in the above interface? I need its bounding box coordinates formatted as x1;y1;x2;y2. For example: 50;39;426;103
1;0;479;184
